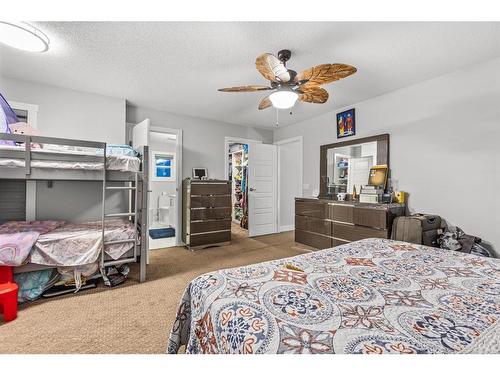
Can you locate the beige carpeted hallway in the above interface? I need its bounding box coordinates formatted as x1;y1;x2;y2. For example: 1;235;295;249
0;227;313;354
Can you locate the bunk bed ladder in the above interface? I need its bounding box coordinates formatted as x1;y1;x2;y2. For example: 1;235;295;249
99;146;140;285
100;144;108;283
101;177;139;282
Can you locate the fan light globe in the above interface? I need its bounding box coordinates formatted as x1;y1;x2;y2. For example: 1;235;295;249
269;90;298;109
0;21;50;53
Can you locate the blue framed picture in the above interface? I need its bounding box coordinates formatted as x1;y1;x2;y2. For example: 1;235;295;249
336;108;355;138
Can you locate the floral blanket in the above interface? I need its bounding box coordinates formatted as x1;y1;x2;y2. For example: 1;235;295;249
0;219;134;267
167;238;500;354
0;220;65;266
30;219;135;266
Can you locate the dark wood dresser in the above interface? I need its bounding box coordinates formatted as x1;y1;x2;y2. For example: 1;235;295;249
182;179;232;250
295;197;405;249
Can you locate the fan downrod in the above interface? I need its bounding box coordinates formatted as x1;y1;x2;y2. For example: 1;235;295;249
277;49;292;64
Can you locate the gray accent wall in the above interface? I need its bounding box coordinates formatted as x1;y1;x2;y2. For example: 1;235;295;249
274;56;500;255
0;180;26;223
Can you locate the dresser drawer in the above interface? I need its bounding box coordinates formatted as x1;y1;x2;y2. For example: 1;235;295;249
189;230;231;247
190;219;231;234
332;222;388;242
295;215;331;236
295;200;327;219
190;183;230;196
190;207;231;221
327;203;354;223
190;195;231;208
295;229;332;249
353;207;387;229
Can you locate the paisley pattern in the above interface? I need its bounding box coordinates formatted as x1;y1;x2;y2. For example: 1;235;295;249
398;311;481;352
462;279;500;297
438;293;500;326
315;275;376;303
223;265;273;280
350;267;411;289
277;322;334;354
381;258;435;276
168;238;500;354
346;335;429;354
263;285;333;325
214;301;275;354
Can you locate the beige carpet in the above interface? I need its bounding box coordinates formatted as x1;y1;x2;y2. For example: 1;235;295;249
0;226;313;354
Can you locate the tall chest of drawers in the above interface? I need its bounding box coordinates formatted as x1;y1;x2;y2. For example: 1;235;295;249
182;179;232;250
295;198;405;249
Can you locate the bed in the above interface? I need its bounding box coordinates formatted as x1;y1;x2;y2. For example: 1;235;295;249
0;144;140;172
168;238;500;354
1;219;136;269
0;132;149;283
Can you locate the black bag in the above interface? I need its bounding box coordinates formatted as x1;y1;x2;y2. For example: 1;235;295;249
422;229;442;247
412;214;442;231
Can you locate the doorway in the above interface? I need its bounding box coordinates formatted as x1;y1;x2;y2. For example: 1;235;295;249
224;137;279;238
275;136;303;233
132;124;182;250
227;141;249;239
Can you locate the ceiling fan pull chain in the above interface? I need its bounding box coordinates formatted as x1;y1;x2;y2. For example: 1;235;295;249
275;108;279;127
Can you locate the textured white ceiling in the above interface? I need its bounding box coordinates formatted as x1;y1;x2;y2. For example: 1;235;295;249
1;22;500;128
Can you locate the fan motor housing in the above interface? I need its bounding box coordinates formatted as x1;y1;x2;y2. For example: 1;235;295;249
277;49;292;63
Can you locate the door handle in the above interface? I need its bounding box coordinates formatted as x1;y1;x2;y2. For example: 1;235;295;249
249;188;256;192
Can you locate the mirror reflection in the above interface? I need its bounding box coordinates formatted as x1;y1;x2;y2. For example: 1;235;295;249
326;141;377;194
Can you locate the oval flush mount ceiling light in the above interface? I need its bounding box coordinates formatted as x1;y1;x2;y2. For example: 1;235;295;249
0;21;50;52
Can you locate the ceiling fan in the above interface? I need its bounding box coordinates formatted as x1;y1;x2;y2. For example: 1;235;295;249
218;49;357;110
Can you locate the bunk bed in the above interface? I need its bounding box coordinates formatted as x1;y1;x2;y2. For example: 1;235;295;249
0;133;149;284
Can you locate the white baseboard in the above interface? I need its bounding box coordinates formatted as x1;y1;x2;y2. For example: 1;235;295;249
280;225;295;233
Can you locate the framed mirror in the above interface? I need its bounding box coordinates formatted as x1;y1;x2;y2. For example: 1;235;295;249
319;134;389;198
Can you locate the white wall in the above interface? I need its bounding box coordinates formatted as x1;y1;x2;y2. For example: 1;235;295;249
1;77;126;143
1;77;127;222
274;57;500;254
126;106;274;180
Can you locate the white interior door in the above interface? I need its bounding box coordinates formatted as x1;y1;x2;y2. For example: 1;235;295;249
348;156;373;193
132;119;150;261
248;143;278;237
132;118;150;149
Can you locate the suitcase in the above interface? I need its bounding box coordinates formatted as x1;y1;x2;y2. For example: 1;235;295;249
391;214;443;246
391;216;423;244
412;214;442;231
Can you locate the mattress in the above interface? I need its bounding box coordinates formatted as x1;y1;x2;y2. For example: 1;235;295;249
29;219;136;267
168;238;500;354
0;144;140;172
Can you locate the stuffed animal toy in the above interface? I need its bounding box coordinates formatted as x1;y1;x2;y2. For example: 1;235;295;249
9;122;42;148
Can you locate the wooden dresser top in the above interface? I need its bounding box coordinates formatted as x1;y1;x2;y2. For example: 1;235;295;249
295;197;405;211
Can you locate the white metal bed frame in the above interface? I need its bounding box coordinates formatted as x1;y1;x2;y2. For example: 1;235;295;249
0;133;149;283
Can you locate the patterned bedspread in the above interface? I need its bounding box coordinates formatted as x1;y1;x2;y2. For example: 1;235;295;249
167;238;500;354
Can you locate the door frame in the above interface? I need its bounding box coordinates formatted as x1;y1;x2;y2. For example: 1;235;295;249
150;126;183;246
247;142;278;237
223;136;262;180
9;101;39;221
274;136;303;232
